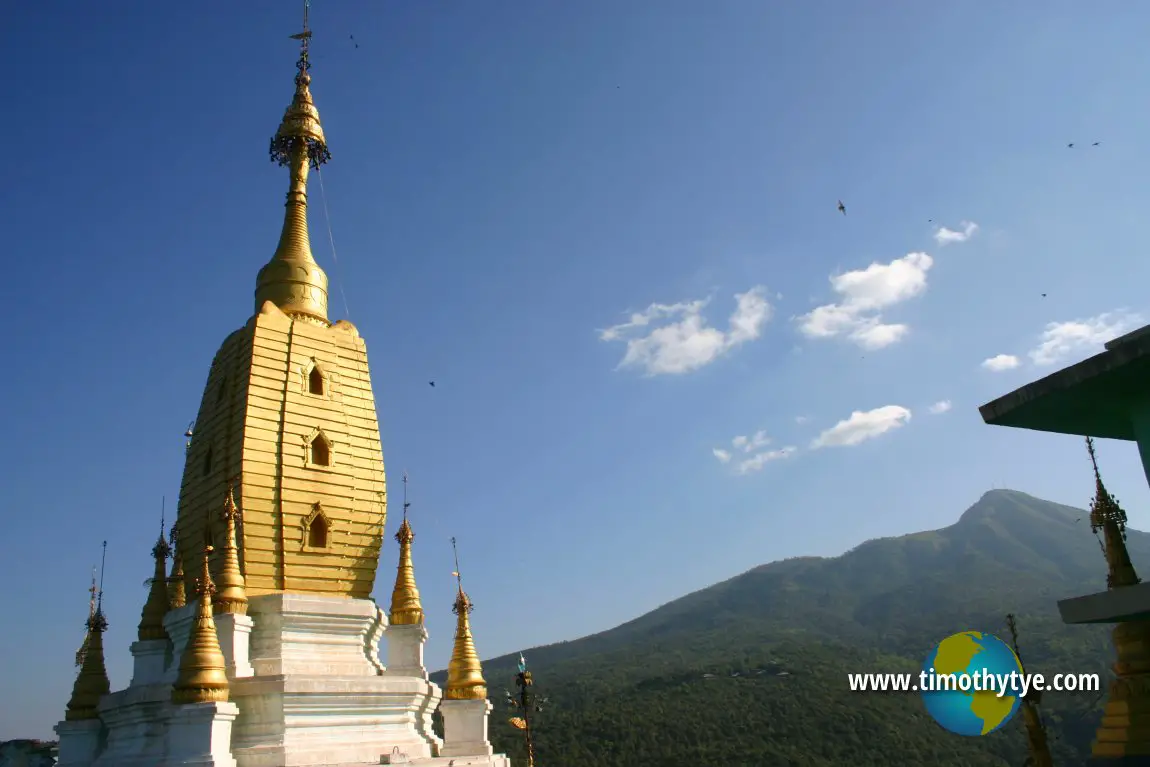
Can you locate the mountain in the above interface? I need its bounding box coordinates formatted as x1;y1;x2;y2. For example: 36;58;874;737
432;490;1150;766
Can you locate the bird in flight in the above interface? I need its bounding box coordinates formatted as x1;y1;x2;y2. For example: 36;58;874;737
1093;141;1101;146
837;200;846;216
350;34;359;49
1041;293;1047;298
1068;143;1075;148
429;381;436;388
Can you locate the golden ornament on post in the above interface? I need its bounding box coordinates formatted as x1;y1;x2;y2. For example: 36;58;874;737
213;487;248;616
172;545;231;705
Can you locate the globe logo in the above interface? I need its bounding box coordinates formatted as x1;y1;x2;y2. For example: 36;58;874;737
921;631;1025;736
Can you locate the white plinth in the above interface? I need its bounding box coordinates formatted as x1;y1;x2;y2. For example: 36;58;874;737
229;593;445;767
129;638;170;687
163;603;197;684
215;612;255;679
92;683;173;767
385;623;430;681
168;700;239;767
439;699;494;759
54;719;105;767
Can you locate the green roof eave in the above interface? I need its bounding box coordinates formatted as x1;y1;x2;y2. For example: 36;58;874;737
978;324;1150;440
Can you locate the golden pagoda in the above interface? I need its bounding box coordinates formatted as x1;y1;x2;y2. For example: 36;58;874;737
389;473;424;626
1085;438;1150;760
66;607;110;721
213;487;249;616
445;585;488;701
172;15;387;599
168;523;186;610
138;522;172;641
172;546;230;705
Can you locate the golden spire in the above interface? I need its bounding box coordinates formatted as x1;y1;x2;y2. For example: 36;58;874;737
389;472;424;625
168;523;186;610
1087;437;1141;589
213;487;249;615
172;545;230;704
445;538;487;700
1006;614;1053;767
66;543;110;720
75;567;96;667
253;1;331;323
138;511;172;641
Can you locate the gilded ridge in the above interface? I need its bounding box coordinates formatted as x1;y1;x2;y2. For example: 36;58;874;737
172;546;230;705
253;50;331;323
65;608;110;720
1087;437;1141;589
389;518;424;626
138;525;172;641
213;487;249;616
445;587;487;700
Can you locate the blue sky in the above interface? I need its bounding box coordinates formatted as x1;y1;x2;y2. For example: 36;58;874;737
4;0;1150;740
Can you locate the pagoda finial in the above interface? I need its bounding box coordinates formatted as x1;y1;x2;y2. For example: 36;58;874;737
389;471;425;625
75;567;97;667
254;0;332;323
445;537;487;700
66;542;110;720
167;522;186;610
1086;437;1141;589
1006;614;1054;767
213;486;249;615
172;545;230;704
138;500;172;641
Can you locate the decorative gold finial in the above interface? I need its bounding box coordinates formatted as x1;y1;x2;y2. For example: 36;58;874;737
389;472;425;625
213;486;249;615
138;504;172;641
168;523;186;610
66;543;110;720
1006;614;1053;767
1087;437;1141;589
75;567;97;667
253;0;332;323
445;537;487;700
172;545;230;704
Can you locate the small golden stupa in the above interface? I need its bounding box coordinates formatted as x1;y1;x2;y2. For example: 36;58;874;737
172;545;231;705
65;598;110;720
1085;438;1150;760
445;541;488;701
389;474;424;626
138;521;172;641
168;523;186;610
213;487;249;616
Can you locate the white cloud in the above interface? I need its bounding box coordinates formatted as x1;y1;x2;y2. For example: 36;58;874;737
601;287;772;375
810;405;912;449
933;221;979;246
712;448;732;464
928;400;952;415
736;446;797;474
731;430;770;453
797;252;932;349
1028;311;1143;366
981;354;1020;372
794;415;809;424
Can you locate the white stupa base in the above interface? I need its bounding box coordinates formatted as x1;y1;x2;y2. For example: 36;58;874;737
228;593;445;767
130;639;170;687
215;612;255;679
439;698;497;760
162;603;197;685
91;683;173;767
54;719;105;767
386;623;430;681
168;700;239;767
